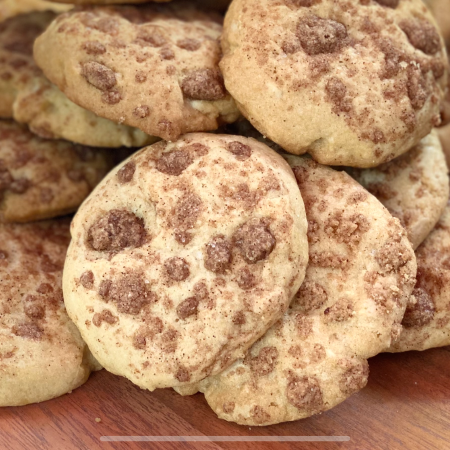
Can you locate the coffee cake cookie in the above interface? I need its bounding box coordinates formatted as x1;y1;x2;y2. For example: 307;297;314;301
0;0;70;22
0;218;99;406
34;3;240;142
349;131;449;249
388;203;450;352
221;0;448;167
63;133;308;391
0;120;117;223
438;123;450;168
0;12;156;147
175;157;416;425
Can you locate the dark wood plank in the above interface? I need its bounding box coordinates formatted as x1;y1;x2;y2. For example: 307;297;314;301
1;347;449;450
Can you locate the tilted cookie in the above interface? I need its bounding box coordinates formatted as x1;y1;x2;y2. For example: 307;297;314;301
348;131;449;249
0;120;118;223
63;133;309;391
0;0;70;22
34;3;240;142
388;203;450;352
0;218;99;407
175;157;417;426
221;0;448;167
0;12;156;147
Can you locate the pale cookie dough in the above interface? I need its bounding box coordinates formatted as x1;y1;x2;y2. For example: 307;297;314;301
388;203;450;352
220;0;448;167
63;133;309;391
0;218;99;407
34;3;240;142
0;0;70;22
0;120;118;223
0;11;156;147
348;131;449;249
175;157;417;426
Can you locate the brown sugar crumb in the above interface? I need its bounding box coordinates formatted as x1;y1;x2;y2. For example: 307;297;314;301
323;213;370;247
374;0;399;7
160;328;178;353
98;280;112;299
177;297;199;320
204;235;232;274
235;267;257;290
296;15;348;56
402;288;435;328
309;55;330;77
117;161;136;184
309;251;348;269
250;405;271;424
156;150;193;176
81;61;116;91
323;298;354;322
294;281;328;312
133;318;164;349
102;90;121;105
233;218;276;264
133;105;150;118
223;402;235;413
181;69;226;101
325;78;352;113
92;310;118;327
175;366;191;382
177;38;201;51
232;311;246;325
164;257;190;281
174;230;193;246
249;346;279;376
159;46;174;60
135;29;166;47
346;190;368;204
400;19;441;55
13;323;44;340
80;270;95;289
24;304;45;320
310;343;326;364
226;141;252;161
375;240;411;272
106;273;156;315
339;359;369;395
88;209;146;252
37;283;53;294
135;71;147;83
9;178;30;194
407;66;428;110
286;376;324;412
82;41;106;55
170;193;203;230
295;314;313;339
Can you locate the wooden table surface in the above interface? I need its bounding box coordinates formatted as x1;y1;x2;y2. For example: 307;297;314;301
1;347;449;450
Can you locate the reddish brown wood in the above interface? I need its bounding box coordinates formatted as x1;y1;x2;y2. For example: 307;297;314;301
1;347;449;450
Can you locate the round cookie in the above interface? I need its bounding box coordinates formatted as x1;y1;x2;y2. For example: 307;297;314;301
34;3;240;142
388;203;450;352
0;0;70;22
0;120;118;223
176;157;417;426
0;218;99;407
348;131;449;249
63;133;309;391
220;0;448;167
0;11;156;147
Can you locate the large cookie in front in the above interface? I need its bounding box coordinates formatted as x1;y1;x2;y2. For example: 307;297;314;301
349;131;449;249
34;3;240;142
0;11;156;147
0;219;99;406
175;157;416;425
0;120;117;223
63;133;309;391
388;203;450;352
220;0;448;167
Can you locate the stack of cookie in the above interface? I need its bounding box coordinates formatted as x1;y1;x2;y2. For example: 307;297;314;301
1;0;449;427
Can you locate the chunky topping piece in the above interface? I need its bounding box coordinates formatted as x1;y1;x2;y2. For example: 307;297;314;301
81;61;117;91
164;257;190;281
117;161;136;184
181;69;227;101
88;209;146;252
156;150;193;176
402;288;435;328
204;235;232;273
400;19;441;55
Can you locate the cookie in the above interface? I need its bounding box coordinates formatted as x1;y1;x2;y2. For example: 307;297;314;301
424;0;450;45
438;123;450;168
63;133;309;391
175;157;417;426
348;131;449;249
0;0;70;22
0;120;118;223
34;3;240;142
0;218;99;406
220;0;448;167
0;12;157;147
388;203;450;352
46;0;170;4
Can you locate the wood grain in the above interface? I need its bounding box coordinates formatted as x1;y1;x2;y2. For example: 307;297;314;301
1;347;449;450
